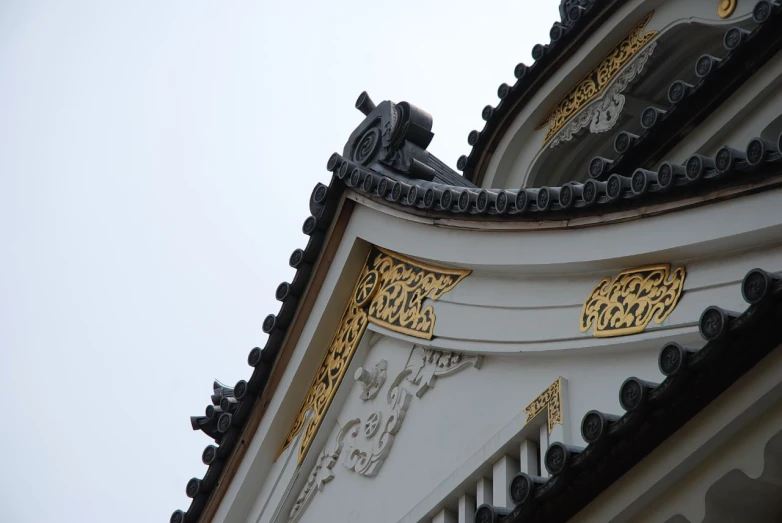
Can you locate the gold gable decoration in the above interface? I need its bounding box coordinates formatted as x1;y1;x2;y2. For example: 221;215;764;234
718;0;737;18
580;264;686;338
523;378;563;435
538;12;658;144
278;247;470;465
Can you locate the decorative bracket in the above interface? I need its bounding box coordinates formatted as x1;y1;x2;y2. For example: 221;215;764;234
523;377;564;435
354;359;387;401
288;346;481;522
278;247;470;465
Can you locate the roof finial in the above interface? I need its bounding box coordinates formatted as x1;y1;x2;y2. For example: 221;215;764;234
355;91;376;116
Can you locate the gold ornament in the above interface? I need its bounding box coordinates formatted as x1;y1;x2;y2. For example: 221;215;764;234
278;247;470;465
539;12;658;144
580;264;686;338
718;0;737;18
523;378;563;435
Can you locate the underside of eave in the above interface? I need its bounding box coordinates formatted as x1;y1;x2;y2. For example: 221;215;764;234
466;0;629;187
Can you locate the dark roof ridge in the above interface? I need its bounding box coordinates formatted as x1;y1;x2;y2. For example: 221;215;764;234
334;131;782;218
343;92;476;189
473;267;782;523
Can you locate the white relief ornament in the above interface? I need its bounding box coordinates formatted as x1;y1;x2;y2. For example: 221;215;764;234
343;369;414;477
354;359;387;401
407;346;483;398
548;41;657;148
289;347;482;521
363;412;382;438
288;419;360;523
343;347;482;477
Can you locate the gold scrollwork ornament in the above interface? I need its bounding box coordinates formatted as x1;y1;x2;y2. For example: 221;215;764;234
523;378;563;435
539;12;658;143
354;270;380;307
278;247;470;465
580;264;686;338
718;0;737;18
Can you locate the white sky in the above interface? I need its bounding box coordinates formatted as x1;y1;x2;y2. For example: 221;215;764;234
0;1;558;521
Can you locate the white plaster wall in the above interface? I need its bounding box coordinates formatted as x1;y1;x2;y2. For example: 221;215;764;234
290;335;661;523
664;52;782;165
428;240;782;351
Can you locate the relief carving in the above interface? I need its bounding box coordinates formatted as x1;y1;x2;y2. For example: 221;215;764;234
288;419;359;523
343;346;481;477
539;12;658;145
288;346;482;522
343;371;413;477
354;359;387;401
548;42;656;148
278;247;469;466
408;347;483;398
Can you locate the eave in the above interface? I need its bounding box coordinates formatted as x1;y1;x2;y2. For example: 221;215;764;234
459;0;630;187
460;1;782;189
171;194;356;523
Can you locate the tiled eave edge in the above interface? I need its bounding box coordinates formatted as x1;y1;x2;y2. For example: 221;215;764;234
472;268;782;523
460;0;628;186
347;172;782;231
331;102;782;220
591;2;782;181
171;192;355;523
462;1;782;187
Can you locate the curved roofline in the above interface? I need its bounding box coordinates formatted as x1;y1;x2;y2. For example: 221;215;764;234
457;0;630;186
333;129;782;225
347;174;782;232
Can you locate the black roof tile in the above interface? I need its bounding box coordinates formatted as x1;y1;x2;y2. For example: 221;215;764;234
458;0;631;185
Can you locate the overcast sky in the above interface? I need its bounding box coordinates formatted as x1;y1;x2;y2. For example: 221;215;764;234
0;1;558;521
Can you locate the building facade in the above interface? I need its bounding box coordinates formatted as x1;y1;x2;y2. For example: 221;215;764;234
172;1;782;522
